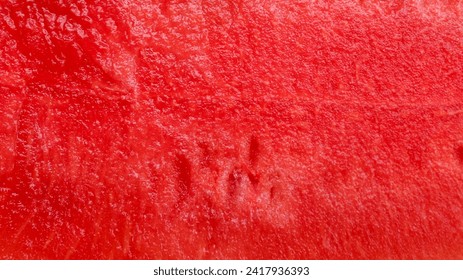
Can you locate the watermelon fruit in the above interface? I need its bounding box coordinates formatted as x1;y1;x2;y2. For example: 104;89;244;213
0;0;462;259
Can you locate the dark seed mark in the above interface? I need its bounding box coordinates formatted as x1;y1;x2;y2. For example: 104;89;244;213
270;186;276;200
174;154;192;202
249;135;260;166
227;168;260;200
248;172;259;187
456;145;463;165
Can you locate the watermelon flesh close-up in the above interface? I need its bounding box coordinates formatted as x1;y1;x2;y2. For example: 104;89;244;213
0;0;463;259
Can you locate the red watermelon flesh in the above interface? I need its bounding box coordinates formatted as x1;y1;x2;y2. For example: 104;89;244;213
0;0;463;259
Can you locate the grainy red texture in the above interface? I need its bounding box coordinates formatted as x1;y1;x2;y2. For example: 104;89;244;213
1;0;463;259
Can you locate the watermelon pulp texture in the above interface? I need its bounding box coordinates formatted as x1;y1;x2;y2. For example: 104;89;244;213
1;0;463;259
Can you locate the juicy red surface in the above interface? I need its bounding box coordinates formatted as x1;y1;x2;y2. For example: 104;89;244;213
0;0;463;259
